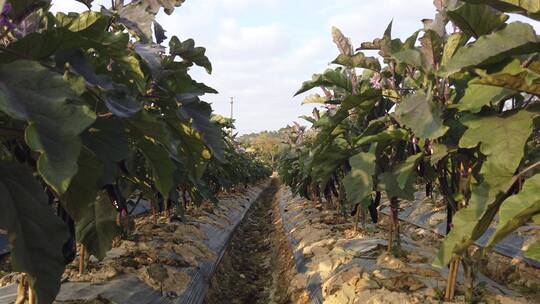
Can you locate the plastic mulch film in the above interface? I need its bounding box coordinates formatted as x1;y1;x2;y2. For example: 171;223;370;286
379;191;540;269
277;188;324;304
0;182;268;304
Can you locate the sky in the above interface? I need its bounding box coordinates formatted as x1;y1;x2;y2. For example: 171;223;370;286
51;0;539;134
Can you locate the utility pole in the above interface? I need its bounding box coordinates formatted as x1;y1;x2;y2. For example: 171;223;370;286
229;97;234;137
229;97;234;120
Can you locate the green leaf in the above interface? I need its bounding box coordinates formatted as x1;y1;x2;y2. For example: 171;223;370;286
332;52;381;71
160;70;218;95
434;110;537;267
56;11;102;32
311;140;349;186
429;143;450;165
396;153;423;190
455;83;516;113
114;54;146;92
392;49;423;68
134;42;165;78
178;97;224;161
76;192;121;260
138;138;175;199
355;127;409;147
166;120;210;180
302;93;327;105
81;118;129;185
343;146;377;205
0;60;96;194
473;58;540;95
459;110;536;177
128;111;175;154
447;3;509;38
379;170;415;201
0;161;68;304
104;85;142;118
169;36;212;74
440;22;540;77
295;69;351;96
485;174;540;250
61;147;120;259
441;32;468;66
394;91;449;139
462;0;540;21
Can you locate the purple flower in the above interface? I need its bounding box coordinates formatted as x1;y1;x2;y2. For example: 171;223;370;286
0;2;15;31
2;2;11;15
325;104;337;110
369;73;383;90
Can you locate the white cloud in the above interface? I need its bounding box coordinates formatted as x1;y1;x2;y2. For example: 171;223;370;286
216;18;288;59
50;0;535;134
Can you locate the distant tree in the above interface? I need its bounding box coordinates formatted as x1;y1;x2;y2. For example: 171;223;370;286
251;132;280;167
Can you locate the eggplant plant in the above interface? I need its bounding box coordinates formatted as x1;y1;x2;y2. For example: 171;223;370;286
279;0;540;301
0;1;270;303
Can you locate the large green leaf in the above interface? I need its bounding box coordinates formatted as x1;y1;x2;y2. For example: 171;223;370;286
440;22;540;76
394;91;449;139
441;32;468;66
134;42;165;78
295;69;351;96
56;11;102;32
379;170;415;201
169;36;212;74
459;110;536;176
62;147;120;259
485;174;540;251
332;52;381;71
0;60;96;194
447;3;509;38
178;97;224;161
462;0;540;20
311;140;349;186
82;118;129;185
396;153;423;190
0;161;68;304
355;127;409;147
455;83;516;113
392;49;423;69
342;146;377;205
434;110;537;267
473;58;540;95
138;138;175;199
75;192;121;260
128;111;175;154
104;84;142;118
166;120;210;180
160;70;218;95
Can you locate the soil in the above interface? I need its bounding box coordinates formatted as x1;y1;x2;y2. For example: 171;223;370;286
205;179;306;304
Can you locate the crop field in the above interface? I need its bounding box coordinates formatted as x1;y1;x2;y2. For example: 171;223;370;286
0;0;539;303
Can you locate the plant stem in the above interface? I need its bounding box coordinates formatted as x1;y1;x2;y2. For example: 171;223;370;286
79;244;86;275
15;274;27;304
28;285;36;304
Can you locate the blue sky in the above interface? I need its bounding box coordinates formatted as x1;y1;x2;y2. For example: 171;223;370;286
52;1;539;134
